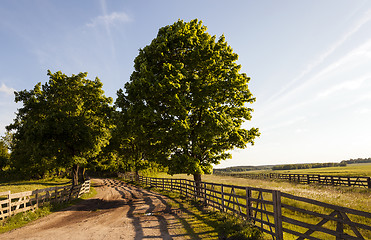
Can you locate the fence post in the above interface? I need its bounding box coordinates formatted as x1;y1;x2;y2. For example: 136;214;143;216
245;187;251;220
55;187;58;202
368;177;371;189
221;184;224;212
179;179;182;196
203;182;207;206
7;191;11;217
35;189;39;209
272;190;283;240
185;180;188;198
336;211;344;240
162;178;165;191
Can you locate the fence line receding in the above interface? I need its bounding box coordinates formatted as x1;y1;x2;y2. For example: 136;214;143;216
0;180;90;221
214;172;371;188
120;174;371;240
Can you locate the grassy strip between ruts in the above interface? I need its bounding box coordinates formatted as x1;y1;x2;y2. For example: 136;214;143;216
124;179;264;240
0;185;97;234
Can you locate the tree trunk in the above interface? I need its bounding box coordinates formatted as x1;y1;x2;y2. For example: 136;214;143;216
135;170;139;181
193;173;202;198
79;167;86;183
72;164;79;186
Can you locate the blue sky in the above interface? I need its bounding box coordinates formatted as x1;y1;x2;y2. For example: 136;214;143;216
1;0;371;168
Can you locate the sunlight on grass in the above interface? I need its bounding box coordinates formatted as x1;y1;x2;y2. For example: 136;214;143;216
0;177;71;193
271;163;371;177
146;187;263;240
155;173;370;213
0;182;97;234
150;173;370;239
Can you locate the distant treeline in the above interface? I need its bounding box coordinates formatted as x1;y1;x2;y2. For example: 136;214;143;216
272;162;346;171
213;158;371;174
341;158;371;164
213;165;272;173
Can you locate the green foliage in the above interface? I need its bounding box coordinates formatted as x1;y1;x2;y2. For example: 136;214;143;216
0;204;52;233
6;71;113;182
118;19;259;178
272;162;346;170
213;165;272;173
0;139;10;171
108;104;151;174
211;211;262;240
341;158;371;164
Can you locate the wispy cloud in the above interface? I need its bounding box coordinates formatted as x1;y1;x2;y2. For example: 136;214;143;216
266;9;371;104
318;76;368;98
0;83;15;95
86;11;132;28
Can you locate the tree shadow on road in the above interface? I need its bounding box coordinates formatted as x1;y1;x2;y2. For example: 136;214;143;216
125;184;219;239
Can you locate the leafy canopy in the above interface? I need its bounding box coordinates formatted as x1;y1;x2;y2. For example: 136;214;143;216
7;71;113;179
120;19;259;177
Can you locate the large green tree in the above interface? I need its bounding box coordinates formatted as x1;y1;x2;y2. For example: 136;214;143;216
7;71;113;184
119;19;260;183
114;91;157;178
0;138;10;171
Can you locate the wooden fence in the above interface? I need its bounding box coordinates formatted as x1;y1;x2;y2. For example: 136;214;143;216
0;180;90;221
121;174;371;240
215;172;371;188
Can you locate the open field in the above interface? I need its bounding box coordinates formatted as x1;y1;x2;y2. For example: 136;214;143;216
156;172;371;213
271;163;371;177
152;173;371;239
0;177;71;193
222;163;371;177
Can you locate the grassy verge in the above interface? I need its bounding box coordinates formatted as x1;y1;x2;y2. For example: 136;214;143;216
150;173;371;239
124;179;263;240
155;173;370;212
0;184;97;234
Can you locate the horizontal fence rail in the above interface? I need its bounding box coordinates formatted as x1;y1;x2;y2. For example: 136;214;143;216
0;180;90;221
214;172;371;188
120;173;371;240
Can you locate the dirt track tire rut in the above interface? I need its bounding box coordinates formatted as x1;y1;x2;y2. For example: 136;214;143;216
1;178;188;240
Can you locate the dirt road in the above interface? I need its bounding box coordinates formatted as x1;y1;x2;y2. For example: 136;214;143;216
1;179;189;240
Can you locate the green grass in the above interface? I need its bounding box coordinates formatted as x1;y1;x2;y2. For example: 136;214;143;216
156;173;370;212
0;177;71;193
131;181;263;240
271;163;371;177
229;163;371;177
152;173;371;239
0;179;97;234
0;186;97;233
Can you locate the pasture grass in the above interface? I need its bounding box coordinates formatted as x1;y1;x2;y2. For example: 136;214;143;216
274;163;371;176
153;172;371;239
232;163;371;177
0;177;71;193
0;181;97;234
155;173;370;212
